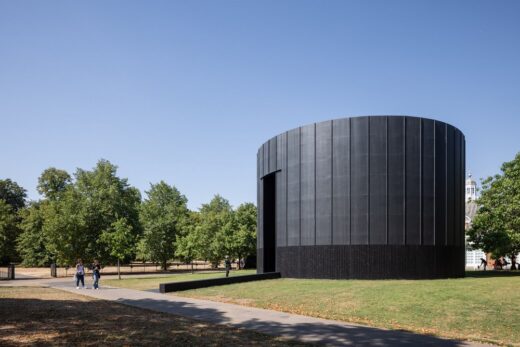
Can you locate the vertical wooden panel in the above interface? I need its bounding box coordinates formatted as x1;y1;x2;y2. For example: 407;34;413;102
276;133;287;247
406;117;421;245
287;128;300;246
422;119;435;245
277;132;284;171
350;117;369;245
435;122;446;246
263;143;269;176
332;118;350;245
453;129;461;246
269;137;277;174
300;124;315;246
446;125;455;245
388;117;405;245
257;150;263;250
369;117;387;244
316;121;332;245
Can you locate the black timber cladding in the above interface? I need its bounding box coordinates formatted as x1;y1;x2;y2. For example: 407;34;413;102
258;115;465;279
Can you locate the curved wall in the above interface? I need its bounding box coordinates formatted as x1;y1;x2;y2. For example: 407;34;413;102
257;116;465;279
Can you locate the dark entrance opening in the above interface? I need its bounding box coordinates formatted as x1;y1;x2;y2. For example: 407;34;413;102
263;173;276;273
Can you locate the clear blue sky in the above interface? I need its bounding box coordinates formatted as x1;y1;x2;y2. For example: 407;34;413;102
1;1;519;210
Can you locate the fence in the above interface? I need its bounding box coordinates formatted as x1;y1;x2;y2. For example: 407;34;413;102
0;264;15;280
49;261;216;278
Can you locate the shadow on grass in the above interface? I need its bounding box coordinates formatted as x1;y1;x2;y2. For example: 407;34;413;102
113;297;473;346
0;296;305;347
465;270;520;278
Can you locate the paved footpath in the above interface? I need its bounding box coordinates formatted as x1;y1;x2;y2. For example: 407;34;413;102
2;277;492;347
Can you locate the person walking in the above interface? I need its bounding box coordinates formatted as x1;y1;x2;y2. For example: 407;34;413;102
478;257;488;271
92;260;101;290
75;259;85;289
224;256;231;278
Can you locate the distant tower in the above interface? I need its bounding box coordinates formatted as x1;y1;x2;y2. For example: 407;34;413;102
465;172;477;202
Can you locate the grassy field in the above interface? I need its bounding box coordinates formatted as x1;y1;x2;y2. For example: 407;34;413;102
103;269;256;291
0;286;305;346
169;271;520;346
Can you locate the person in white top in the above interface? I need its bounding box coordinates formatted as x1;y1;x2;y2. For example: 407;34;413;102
75;259;85;289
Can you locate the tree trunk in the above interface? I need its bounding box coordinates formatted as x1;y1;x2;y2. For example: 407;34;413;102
162;260;167;271
511;255;517;270
117;259;121;280
191;261;194;274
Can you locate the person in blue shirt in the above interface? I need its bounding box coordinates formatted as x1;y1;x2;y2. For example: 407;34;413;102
92;259;101;290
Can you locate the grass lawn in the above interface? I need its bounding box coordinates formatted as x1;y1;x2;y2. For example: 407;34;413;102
103;269;256;291
169;271;520;347
0;286;306;346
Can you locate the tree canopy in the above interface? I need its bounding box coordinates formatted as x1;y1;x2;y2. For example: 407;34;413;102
43;160;141;265
0;178;26;211
0;178;26;264
139;181;189;270
17;202;52;266
0;200;21;264
468;152;520;269
37;168;71;200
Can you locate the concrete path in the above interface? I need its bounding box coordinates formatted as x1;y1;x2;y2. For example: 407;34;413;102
2;277;492;347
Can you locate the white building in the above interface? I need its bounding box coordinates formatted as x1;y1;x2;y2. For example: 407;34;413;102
465;173;485;269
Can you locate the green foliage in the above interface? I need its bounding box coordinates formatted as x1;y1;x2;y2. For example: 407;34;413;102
139;181;189;270
176;197;257;268
175;211;200;263
0;178;26;264
0;200;21;264
0;178;26;212
100;218;135;261
196;195;234;266
468;152;520;262
42;187;89;265
230;202;257;264
9;161;258;269
42;160;141;265
135;238;150;263
17;202;53;266
37;168;71;200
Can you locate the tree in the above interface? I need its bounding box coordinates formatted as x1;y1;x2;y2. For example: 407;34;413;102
468;152;520;269
139;182;189;270
0;179;26;264
37;168;71;200
231;203;257;268
100;218;135;279
0;200;21;264
0;179;26;211
43;160;141;265
43;187;88;265
176;211;200;273
196;195;234;267
74;160;141;262
17;202;53;266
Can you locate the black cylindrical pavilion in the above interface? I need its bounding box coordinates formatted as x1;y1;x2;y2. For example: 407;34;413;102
257;115;465;279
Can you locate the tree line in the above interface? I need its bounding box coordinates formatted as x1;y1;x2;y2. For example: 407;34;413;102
0;160;257;270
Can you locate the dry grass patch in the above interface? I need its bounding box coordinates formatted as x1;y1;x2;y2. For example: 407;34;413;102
0;286;308;346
